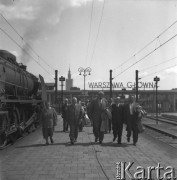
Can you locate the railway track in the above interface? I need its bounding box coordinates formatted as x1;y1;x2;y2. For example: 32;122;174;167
142;115;177;149
147;115;177;125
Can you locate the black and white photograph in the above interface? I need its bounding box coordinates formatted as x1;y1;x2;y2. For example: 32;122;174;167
0;0;177;179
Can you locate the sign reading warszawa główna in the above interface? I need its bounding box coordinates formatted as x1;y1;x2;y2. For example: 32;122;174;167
88;82;156;89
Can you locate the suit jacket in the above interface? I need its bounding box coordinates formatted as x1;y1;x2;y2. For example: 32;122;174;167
66;103;82;125
124;103;139;132
111;103;124;126
90;97;108;123
62;103;68;119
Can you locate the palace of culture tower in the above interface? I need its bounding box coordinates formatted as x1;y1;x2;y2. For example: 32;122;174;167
66;67;73;90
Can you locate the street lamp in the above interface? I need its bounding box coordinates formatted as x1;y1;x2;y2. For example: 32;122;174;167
78;67;92;102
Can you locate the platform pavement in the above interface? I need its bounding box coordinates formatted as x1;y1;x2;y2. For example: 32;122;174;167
0;116;177;180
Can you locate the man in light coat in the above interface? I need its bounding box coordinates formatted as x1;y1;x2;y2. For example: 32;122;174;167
124;95;139;145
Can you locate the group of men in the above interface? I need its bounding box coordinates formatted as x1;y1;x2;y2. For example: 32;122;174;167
62;91;144;146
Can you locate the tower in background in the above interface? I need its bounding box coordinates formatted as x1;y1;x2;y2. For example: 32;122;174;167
66;67;73;90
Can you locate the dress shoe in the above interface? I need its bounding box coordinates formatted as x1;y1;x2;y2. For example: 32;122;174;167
45;142;49;145
95;137;98;142
118;141;122;145
99;141;102;144
71;140;74;145
50;138;54;144
127;137;130;142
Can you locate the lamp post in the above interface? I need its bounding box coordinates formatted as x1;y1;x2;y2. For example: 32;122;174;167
78;67;92;102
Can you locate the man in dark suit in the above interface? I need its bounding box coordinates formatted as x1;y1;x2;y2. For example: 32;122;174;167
111;97;124;144
124;95;139;146
90;91;108;144
62;98;69;132
66;97;82;144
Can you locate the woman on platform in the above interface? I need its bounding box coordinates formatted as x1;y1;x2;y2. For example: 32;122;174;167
41;102;55;145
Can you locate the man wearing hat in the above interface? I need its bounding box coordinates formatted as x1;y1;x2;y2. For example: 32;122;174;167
90;91;108;144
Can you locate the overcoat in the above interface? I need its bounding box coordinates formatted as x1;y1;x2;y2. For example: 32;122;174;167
66;103;82;140
124;103;139;132
90;97;108;135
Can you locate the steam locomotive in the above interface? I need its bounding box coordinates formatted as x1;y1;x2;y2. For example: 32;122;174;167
0;50;43;148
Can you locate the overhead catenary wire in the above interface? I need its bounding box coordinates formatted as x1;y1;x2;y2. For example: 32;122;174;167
113;20;177;72
0;13;55;72
113;33;177;79
140;63;177;80
0;27;54;80
88;0;105;67
139;56;177;73
85;0;94;66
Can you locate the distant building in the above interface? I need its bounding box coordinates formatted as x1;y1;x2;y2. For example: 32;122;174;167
38;82;55;91
66;67;73;91
70;87;80;90
46;82;55;90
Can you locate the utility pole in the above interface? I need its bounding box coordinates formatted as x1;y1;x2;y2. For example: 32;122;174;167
110;69;113;99
154;76;160;125
59;76;65;113
55;70;58;105
135;70;139;102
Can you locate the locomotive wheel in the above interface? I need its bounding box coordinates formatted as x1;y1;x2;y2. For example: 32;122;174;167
10;111;19;144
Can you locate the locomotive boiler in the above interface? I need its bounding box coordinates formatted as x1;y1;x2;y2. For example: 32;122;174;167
0;50;43;148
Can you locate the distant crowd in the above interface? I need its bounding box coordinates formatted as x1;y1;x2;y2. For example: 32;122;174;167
39;91;146;146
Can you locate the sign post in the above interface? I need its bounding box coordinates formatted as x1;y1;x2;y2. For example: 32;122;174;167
154;76;160;125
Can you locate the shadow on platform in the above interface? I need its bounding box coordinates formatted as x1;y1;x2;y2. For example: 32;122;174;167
54;130;67;133
15;141;130;148
100;142;128;147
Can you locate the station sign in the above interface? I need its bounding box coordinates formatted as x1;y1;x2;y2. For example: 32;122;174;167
59;76;65;81
154;77;160;82
88;81;157;89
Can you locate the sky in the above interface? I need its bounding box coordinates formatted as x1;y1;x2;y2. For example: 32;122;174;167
0;0;177;91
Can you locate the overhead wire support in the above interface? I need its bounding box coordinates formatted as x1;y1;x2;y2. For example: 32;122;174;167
0;27;54;79
113;33;177;79
113;20;177;71
0;13;55;72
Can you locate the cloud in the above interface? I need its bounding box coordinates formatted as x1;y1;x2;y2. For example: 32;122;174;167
71;0;92;7
165;65;177;75
11;50;19;57
139;71;148;77
70;0;103;7
0;0;14;6
0;0;35;20
0;0;104;64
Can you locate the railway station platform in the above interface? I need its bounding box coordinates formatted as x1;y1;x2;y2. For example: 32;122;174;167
0;116;177;180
